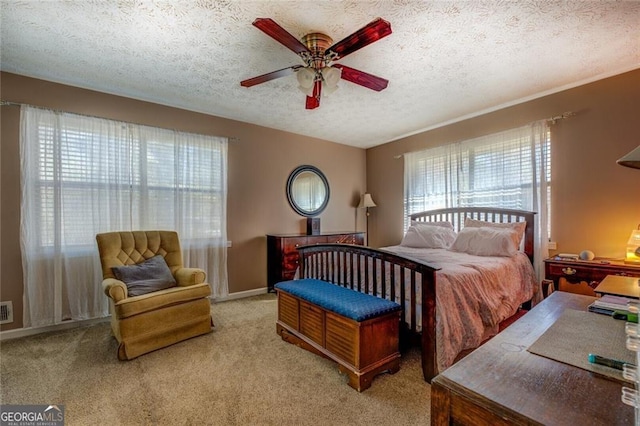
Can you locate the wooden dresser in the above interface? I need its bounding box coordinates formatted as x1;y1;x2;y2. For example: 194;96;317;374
266;232;365;291
544;257;640;296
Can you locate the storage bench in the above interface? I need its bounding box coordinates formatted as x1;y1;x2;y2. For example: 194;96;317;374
274;278;402;391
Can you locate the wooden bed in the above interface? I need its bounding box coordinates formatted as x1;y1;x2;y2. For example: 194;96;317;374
295;207;536;383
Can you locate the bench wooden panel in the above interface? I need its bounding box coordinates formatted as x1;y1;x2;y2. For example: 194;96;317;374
278;291;299;330
300;300;325;346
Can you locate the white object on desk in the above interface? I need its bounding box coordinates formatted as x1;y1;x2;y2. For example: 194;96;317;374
579;250;595;261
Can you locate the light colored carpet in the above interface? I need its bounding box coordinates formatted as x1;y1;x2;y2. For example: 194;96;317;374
0;294;431;425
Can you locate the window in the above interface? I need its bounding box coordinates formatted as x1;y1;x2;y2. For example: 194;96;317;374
34;118;226;248
21;106;228;327
404;121;551;278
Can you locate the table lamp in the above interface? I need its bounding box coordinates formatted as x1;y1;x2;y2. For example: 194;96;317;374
626;228;640;265
617;145;640;264
358;193;377;245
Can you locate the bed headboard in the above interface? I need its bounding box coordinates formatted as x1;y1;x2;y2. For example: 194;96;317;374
409;207;536;264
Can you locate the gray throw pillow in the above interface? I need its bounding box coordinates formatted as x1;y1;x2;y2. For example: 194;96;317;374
111;255;177;297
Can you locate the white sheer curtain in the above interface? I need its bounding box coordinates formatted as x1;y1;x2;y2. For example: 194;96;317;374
20;106;228;328
404;121;550;280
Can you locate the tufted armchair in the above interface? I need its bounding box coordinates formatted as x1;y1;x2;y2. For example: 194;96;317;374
96;230;213;360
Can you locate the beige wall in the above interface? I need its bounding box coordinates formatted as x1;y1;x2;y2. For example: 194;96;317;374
0;72;367;331
367;69;640;261
3;69;639;332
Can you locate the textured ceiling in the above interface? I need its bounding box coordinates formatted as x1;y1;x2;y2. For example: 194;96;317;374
1;1;639;148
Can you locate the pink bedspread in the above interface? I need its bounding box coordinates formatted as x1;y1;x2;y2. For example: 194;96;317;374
381;246;539;372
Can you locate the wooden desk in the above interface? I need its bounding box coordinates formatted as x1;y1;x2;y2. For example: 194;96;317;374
431;292;634;425
595;274;640;299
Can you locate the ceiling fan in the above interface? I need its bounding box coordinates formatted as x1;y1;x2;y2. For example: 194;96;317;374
240;17;392;109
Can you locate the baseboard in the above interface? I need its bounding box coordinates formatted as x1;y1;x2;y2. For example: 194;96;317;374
213;287;269;302
0;287;271;341
0;316;110;341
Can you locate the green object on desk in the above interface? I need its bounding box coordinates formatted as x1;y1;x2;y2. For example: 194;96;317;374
612;310;638;323
588;353;628;370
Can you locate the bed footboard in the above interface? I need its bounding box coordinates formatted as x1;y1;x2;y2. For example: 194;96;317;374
296;243;439;382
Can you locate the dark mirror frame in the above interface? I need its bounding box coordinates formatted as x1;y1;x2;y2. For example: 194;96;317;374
286;165;330;217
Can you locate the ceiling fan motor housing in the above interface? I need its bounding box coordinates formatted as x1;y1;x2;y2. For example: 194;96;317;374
301;32;333;69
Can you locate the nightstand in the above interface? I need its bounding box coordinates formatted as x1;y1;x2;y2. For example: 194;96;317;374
544;257;640;297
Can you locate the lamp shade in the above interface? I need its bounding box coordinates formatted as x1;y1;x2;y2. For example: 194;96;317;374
617;145;640;169
296;68;316;97
322;66;341;96
358;193;377;208
626;229;640;264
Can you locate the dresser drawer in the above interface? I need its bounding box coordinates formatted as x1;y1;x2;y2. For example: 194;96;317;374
282;237;309;254
546;263;609;283
326;234;362;244
613;269;640;278
282;252;302;274
306;235;328;245
281;237;308;277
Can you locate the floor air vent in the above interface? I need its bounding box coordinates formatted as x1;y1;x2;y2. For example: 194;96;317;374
0;301;13;324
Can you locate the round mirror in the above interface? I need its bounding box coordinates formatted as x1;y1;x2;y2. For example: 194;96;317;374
286;165;330;217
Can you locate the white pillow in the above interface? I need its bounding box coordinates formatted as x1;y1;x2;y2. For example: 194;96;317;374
411;220;454;229
449;227;519;257
401;224;457;249
464;217;526;248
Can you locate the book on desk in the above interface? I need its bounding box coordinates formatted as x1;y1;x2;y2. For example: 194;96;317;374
588;294;638;322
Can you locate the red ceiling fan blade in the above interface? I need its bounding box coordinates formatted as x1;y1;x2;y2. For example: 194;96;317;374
305;81;321;109
326;18;392;60
332;64;388;91
241;65;303;87
252;18;311;56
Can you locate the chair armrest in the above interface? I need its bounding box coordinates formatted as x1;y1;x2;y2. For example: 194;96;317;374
103;278;128;302
175;267;206;286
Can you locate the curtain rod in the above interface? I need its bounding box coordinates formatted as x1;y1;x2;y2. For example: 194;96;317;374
546;111;575;125
0;99;238;142
392;110;575;159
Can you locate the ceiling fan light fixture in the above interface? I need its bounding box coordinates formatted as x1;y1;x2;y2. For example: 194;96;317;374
316;66;340;97
296;67;316;96
322;66;341;87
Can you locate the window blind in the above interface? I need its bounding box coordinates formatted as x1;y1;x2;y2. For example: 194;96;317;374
405;126;551;229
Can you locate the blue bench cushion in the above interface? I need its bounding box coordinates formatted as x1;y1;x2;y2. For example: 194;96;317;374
275;279;401;322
